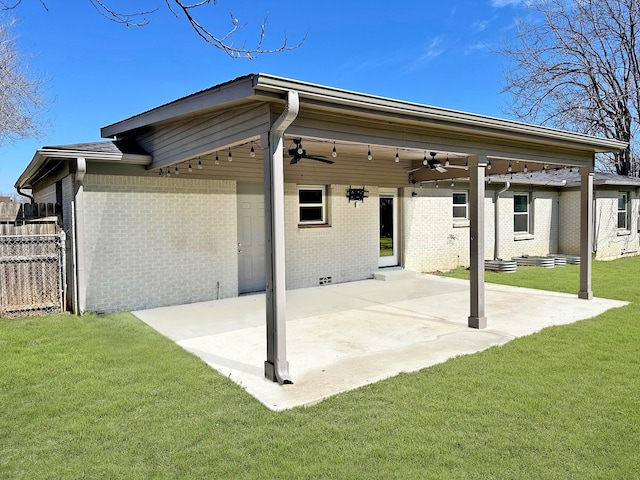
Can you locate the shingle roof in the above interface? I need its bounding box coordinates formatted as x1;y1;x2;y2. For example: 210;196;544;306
42;140;149;156
488;169;640;187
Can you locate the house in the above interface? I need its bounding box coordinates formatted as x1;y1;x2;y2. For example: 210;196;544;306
15;73;627;383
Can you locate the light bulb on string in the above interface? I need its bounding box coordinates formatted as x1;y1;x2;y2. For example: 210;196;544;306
332;141;337;158
188;162;192;172
175;166;179;175
423;152;428;166
215;153;220;166
523;163;528;173
395;149;400;163
159;168;163;176
228;148;233;162
435;180;439;189
250;144;255;158
508;162;513;172
367;145;372;160
445;155;450;167
197;158;202;169
487;160;492;170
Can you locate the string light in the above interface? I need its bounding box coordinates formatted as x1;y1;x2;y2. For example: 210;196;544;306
215;152;220;165
451;180;455;187
188;162;192;172
487;160;492;170
332;141;337;158
159;168;163;176
435;180;439;188
395;149;400;163
250;144;255;158
175;165;179;175
166;168;171;177
228;148;233;162
445;155;450;167
464;158;469;171
423;152;428;166
367;145;372;160
508;162;513;172
198;158;202;169
523;163;528;173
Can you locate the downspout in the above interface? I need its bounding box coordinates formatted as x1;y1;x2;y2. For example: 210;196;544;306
16;187;34;204
494;181;510;260
264;90;299;384
74;157;87;314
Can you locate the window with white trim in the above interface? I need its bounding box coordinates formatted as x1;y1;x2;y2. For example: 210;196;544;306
513;193;530;234
618;192;628;230
298;186;326;225
453;191;468;220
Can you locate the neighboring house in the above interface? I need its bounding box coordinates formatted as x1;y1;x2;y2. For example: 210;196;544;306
14;73;627;383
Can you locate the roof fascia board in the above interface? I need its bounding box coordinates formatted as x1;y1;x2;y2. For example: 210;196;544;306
254;74;628;153
15;148;152;188
101;75;258;139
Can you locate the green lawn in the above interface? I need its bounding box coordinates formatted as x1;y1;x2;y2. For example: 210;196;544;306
2;258;639;478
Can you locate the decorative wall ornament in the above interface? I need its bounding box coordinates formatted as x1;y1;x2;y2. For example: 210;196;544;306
346;186;369;204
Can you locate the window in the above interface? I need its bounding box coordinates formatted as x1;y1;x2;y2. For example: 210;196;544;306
618;192;628;230
298;186;326;225
453;192;468;220
513;193;530;234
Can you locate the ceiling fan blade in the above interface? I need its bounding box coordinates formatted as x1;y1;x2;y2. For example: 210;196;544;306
407;167;423;173
435;166;447;173
446;165;468;170
305;155;335;164
290;156;301;165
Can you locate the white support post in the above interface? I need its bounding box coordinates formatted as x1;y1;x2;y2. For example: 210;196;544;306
262;91;299;385
468;155;487;329
579;166;594;300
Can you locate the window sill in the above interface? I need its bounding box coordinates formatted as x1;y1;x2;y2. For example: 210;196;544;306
298;223;331;229
617;229;631;236
514;233;534;241
453;220;470;228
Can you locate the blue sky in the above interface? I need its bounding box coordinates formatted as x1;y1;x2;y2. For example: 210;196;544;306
0;0;528;194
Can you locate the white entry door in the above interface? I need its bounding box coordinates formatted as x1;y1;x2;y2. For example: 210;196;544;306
378;188;399;267
237;183;266;294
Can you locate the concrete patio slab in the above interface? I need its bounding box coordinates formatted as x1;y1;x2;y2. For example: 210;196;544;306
133;274;627;411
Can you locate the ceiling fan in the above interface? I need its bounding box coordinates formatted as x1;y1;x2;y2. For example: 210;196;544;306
288;139;335;165
408;152;467;173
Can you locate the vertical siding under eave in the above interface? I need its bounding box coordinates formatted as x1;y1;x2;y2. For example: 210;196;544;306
136;103;272;168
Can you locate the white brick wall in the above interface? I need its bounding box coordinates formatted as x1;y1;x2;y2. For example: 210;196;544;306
404;185;559;272
593;190;640;260
82;175;237;312
285;184;379;288
558;190;581;255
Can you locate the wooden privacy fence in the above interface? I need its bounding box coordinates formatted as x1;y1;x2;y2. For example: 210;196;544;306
0;233;66;318
1;201;66;317
0;201;60;235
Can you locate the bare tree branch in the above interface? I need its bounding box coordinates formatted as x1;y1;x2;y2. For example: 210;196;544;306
500;0;640;175
2;0;305;59
0;19;48;145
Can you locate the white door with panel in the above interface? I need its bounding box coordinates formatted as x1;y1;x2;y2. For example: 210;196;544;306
378;188;399;267
237;183;266;294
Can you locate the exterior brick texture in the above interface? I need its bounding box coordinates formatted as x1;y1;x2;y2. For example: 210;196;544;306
403;184;559;272
81;175;237;312
48;174;640;313
285;184;379;288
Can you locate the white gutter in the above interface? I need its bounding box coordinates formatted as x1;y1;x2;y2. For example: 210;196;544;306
264;90;299;385
74;158;87;314
494;181;511;260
